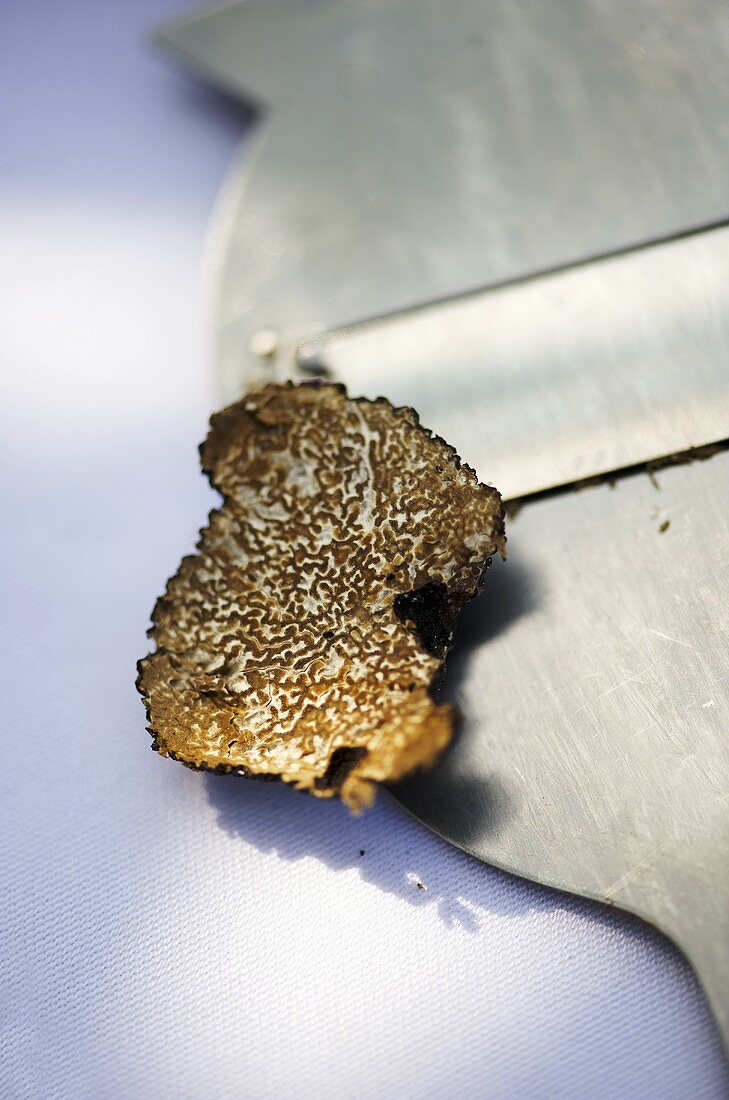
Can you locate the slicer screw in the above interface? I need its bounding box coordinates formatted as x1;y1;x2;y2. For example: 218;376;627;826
249;328;278;361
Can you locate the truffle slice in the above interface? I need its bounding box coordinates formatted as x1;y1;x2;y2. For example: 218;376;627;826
138;383;505;811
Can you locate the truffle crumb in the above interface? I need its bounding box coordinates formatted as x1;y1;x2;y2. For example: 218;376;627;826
137;383;504;811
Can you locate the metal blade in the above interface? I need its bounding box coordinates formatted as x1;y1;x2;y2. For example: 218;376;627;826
300;226;729;500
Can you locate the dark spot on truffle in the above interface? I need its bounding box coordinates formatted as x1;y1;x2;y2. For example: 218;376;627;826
315;746;368;790
394;581;459;660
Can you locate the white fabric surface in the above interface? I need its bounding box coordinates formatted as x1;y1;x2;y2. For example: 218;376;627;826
1;2;728;1097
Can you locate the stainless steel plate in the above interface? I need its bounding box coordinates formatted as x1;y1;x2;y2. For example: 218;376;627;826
157;0;729;1054
159;0;729;402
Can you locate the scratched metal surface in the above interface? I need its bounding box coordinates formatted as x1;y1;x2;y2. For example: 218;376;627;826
395;455;729;1051
158;0;729;402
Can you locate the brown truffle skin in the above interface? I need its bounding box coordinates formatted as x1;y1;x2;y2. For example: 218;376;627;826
138;383;505;811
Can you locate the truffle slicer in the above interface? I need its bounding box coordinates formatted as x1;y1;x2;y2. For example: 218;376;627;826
157;0;729;1055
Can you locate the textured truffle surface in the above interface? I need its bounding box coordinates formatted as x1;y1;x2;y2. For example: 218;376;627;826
138;383;505;810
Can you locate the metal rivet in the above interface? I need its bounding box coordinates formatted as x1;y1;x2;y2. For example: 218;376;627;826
249;328;278;361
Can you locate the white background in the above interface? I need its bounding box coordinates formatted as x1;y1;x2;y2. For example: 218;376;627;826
1;2;728;1097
